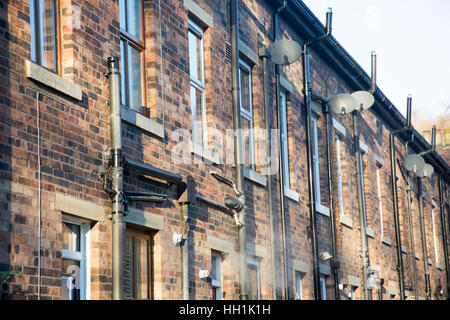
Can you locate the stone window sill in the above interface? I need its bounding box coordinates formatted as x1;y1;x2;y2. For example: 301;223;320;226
316;203;330;217
25;60;82;101
191;144;220;164
365;227;375;238
284;188;299;202
243;167;267;187
120;106;164;139
340;216;353;228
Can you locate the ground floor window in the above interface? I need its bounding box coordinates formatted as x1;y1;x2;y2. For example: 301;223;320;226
124;227;153;299
320;275;327;300
247;258;260;300
211;252;223;300
295;271;304;300
62;215;91;300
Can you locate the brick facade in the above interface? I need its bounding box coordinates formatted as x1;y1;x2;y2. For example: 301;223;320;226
0;0;449;300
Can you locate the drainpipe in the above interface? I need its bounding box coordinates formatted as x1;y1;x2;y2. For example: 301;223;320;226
388;96;412;300
404;138;419;299
417;177;431;300
438;175;450;298
182;204;189;300
352;110;370;300
323;103;340;300
260;47;277;299
230;0;247;300
273;0;289;300
107;57;125;300
302;8;333;300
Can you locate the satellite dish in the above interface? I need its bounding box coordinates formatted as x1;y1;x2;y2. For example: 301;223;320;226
404;154;425;174
351;91;375;110
267;39;302;66
416;163;434;178
328;94;357;114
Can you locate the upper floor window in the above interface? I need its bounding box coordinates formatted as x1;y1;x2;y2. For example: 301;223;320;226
311;114;329;215
239;60;255;170
188;19;206;152
335;134;344;218
376;164;384;235
30;0;59;72
120;0;144;112
431;207;439;264
280;90;290;189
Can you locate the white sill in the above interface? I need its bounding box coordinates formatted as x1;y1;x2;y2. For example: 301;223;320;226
284;188;299;202
401;245;408;254
381;235;392;246
340;215;353;228
191;144;220;164
414;253;420;260
316;203;330;217
437;264;443;271
120;106;164;139
243;167;267;187
365;227;375;238
428;258;433;266
25;59;82;100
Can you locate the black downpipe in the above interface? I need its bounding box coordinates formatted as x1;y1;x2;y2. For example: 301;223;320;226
352;110;370;300
404;139;419;299
230;0;247;300
260;51;278;299
417;177;432;300
388;97;412;300
301;8;333;300
273;6;289;300
324;104;340;300
438;176;450;298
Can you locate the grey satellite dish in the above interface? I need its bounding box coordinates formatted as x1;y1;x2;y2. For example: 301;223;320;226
267;39;302;66
351;91;375;110
416;163;434;178
328;94;357;114
404;154;425;173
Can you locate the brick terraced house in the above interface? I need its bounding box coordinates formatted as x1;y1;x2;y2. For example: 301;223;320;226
0;0;449;300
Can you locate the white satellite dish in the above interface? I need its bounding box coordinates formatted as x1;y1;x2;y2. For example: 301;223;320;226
267;39;302;66
328;94;357;114
404;154;425;174
416;163;434;178
351;91;375;110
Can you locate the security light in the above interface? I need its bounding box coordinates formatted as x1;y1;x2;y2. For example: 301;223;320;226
172;232;185;247
319;251;332;261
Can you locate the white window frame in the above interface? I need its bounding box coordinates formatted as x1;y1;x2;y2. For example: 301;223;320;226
359;148;368;227
239;59;255;170
311;115;329;216
188;19;207;155
320;275;327;300
62;215;91;300
247;257;260;300
431;207;439;264
335;133;344;218
295;271;304;300
211;252;223;300
376;164;384;235
280;90;290;190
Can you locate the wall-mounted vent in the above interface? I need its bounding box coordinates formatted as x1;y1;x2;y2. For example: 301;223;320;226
224;42;232;64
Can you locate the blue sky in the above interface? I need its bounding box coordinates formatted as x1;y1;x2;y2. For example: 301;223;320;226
302;0;450;119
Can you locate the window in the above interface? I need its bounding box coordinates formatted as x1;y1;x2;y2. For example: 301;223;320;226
349;286;357;300
62;216;91;300
120;0;144;112
335;134;344;218
311;115;329;215
124;228;152;299
376;164;384;235
30;0;59;72
239;60;255;170
295;271;304;300
320;275;327;300
359;150;368;227
280;90;290;189
247;258;260;300
188;19;207;152
431;207;439;264
211;252;223;300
